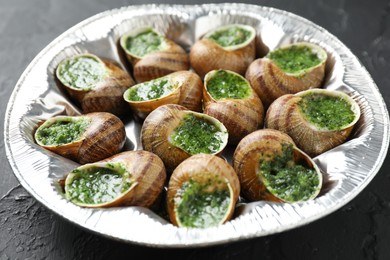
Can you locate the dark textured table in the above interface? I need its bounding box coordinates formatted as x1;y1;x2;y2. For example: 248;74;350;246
1;0;390;259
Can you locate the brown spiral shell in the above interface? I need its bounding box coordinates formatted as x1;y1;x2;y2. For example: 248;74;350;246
120;27;189;83
166;154;240;227
203;69;264;144
123;71;203;119
190;24;256;79
245;42;328;108
265;89;361;157
56;53;135;116
35;112;126;164
141;104;228;172
64;150;166;208
233;129;322;202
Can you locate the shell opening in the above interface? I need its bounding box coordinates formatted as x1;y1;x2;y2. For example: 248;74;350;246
120;27;167;58
297;89;361;131
267;42;327;75
64;162;134;207
56;54;107;91
174;174;232;228
259;143;322;203
124;77;178;102
204;70;252;100
35;116;90;147
204;24;256;51
169;112;228;155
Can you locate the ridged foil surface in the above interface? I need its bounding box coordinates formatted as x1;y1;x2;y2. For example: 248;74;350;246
4;4;389;247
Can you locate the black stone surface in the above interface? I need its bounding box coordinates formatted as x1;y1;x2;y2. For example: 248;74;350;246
1;0;389;259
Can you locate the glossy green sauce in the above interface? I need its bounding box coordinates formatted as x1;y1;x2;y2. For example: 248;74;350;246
207;26;252;47
268;45;322;73
125;29;164;57
126;79;177;101
66;164;132;205
260;143;319;202
207;70;251;100
170;114;225;155
176;178;230;228
57;56;107;90
299;93;355;130
36;118;89;146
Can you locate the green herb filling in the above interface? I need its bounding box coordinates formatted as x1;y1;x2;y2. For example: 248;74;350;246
176;178;230;228
57;56;107;90
260;143;319;202
299;93;355;130
127;79;177;101
207;26;252;47
268;45;322;73
66;164;132;205
36;118;89;146
125;29;164;57
170;114;225;155
207;70;251;100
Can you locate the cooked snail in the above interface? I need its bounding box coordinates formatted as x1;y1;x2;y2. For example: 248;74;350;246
190;24;256;78
120;27;189;83
56;53;135;116
166;154;240;228
245;42;328;108
141;104;228;172
123;71;203;119
203;69;264;144
265;89;361;157
34;112;126;164
64;150;166;208
233;129;322;203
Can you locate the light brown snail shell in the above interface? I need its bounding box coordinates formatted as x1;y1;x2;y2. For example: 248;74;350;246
123;71;203;119
265;89;361;157
56;53;135;116
120;27;189;83
203;69;264;144
166;154;240;228
34;112;126;164
233;129;322;202
64;150;166;208
245;42;328;108
141;104;228;172
190;24;256;79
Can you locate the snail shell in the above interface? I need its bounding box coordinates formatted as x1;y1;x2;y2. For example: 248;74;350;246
34;112;126;164
265;89;361;157
123;71;203;119
120;27;189;83
166;154;240;228
64;150;166;208
141;104;228;172
245;42;328;108
233;129;322;203
190;24;256;79
56;53;135;116
203;69;264;144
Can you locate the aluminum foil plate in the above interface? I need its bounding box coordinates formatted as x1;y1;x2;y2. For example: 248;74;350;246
4;3;390;247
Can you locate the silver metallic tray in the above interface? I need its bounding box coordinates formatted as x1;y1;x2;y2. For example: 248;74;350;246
4;3;390;247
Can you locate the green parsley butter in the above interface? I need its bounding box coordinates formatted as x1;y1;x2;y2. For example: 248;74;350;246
126;79;177;102
125;29;164;57
260;143;319;202
299;93;355;131
170;114;225;155
268;45;322;73
207;26;252;47
176;178;230;228
65;163;132;205
207;70;251;100
35;118;89;146
57;55;107;90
